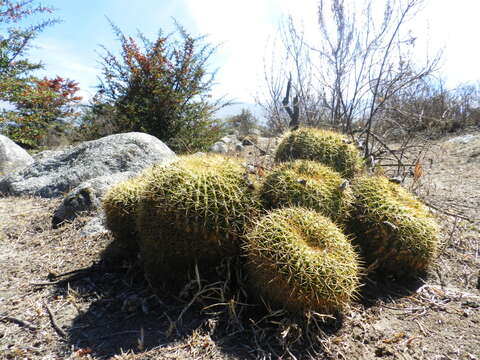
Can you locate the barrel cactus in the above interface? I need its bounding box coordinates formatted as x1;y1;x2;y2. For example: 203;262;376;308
260;159;354;224
243;207;361;314
102;166;159;259
135;154;262;289
275;128;364;179
348;176;439;278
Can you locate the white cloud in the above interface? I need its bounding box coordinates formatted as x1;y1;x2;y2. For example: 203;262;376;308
185;0;284;102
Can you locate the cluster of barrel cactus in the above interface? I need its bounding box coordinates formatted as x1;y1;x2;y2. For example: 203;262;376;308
103;127;439;315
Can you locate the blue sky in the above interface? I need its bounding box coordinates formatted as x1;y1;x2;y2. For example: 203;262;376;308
20;0;480;114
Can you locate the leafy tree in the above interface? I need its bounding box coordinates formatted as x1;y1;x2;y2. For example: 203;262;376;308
1;1;82;148
0;0;57;78
91;22;228;152
2;76;82;147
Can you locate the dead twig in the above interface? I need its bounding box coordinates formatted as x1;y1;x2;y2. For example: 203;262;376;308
31;270;95;287
47;265;99;280
423;200;475;222
44;302;67;338
0;314;38;331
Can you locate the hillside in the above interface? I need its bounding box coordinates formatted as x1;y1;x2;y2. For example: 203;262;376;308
0;131;479;360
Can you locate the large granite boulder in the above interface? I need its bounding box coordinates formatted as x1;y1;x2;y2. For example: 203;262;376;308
0;135;34;176
0;132;176;198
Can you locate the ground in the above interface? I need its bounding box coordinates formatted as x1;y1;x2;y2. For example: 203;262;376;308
0;130;479;360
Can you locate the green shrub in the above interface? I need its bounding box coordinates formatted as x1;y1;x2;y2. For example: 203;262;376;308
89;22;229;153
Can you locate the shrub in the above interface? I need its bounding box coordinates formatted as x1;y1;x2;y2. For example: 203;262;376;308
2;76;81;148
0;3;80;149
89;22;229;153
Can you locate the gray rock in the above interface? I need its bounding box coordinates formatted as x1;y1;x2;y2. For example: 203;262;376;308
235;143;244;152
209;141;228;154
220;135;236;144
52;172;135;228
33;149;65;162
0;135;34;176
242;138;254;146
447;134;478;144
79;215;108;238
0;132;175;198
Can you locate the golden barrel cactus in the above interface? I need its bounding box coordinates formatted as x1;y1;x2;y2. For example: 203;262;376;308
243;207;361;314
275;128;364;179
349;176;439;278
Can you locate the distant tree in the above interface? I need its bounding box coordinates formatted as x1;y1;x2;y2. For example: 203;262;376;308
90;22;229;152
314;0;440;154
379;77;480;136
257;18;330;135
0;0;57;78
225;108;259;136
261;0;440;153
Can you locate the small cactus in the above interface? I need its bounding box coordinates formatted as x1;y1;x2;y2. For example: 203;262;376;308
260;160;354;224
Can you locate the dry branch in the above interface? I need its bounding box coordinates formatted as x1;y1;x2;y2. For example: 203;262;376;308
0;314;38;331
44;302;67;339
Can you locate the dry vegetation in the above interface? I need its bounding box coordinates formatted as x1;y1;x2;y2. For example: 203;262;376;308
1;131;479;360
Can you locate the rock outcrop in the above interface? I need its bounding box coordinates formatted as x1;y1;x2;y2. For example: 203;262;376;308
0;132;175;198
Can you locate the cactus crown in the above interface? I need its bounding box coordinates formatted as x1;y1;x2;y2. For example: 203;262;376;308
275;128;364;178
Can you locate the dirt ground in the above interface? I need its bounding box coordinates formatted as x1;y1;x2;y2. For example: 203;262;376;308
0;131;479;360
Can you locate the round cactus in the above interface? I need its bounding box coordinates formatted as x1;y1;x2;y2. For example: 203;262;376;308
135;154;262;289
243;207;361;314
102;166;159;259
348;176;439;278
274;128;364;179
260;159;354;224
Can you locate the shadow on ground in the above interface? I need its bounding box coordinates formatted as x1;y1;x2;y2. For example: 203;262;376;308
359;274;426;308
49;249;425;359
49;260;334;358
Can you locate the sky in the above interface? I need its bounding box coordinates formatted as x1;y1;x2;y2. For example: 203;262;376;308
17;0;480;115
